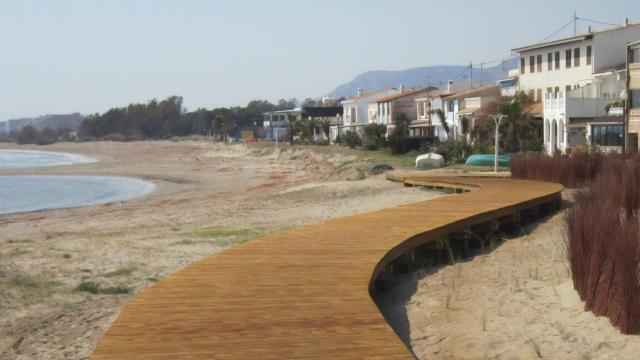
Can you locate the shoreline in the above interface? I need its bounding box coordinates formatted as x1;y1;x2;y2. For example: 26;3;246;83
0;140;439;359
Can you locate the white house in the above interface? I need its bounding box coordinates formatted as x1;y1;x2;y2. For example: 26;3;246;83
442;85;501;140
330;88;399;142
263;109;301;142
512;20;640;153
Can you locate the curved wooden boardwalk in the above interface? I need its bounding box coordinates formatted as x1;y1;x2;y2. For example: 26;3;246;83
93;173;563;359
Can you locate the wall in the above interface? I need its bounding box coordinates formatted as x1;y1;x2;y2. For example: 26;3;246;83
593;24;640;71
517;39;594;99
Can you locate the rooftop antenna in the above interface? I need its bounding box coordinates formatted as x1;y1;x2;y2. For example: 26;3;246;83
574;11;578;36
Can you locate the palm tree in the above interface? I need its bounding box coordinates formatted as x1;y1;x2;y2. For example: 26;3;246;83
392;112;412;153
497;92;536;152
434;108;449;138
213;115;232;142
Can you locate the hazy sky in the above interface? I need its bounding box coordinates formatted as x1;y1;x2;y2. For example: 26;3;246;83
0;0;637;120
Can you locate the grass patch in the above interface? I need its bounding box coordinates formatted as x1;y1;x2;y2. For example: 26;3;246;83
0;249;30;259
6;274;61;302
74;281;131;295
103;266;136;278
62;253;72;259
358;149;418;169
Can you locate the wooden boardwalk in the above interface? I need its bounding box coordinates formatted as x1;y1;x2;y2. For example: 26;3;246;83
92;174;563;359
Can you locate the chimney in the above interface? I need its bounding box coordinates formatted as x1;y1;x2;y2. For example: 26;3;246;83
356;88;364;97
447;80;454;94
399;84;406;93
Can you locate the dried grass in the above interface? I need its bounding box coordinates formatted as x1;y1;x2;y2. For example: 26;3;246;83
513;153;640;333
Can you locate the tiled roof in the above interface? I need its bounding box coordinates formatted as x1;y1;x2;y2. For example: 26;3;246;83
442;85;500;101
375;87;440;103
342;88;397;102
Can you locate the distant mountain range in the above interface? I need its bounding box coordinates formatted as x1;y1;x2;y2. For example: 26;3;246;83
327;58;517;98
0;113;85;134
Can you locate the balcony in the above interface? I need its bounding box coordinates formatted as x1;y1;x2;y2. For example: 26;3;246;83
544;89;612;119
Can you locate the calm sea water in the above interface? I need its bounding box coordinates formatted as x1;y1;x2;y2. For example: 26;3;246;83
0;150;155;215
0;149;96;169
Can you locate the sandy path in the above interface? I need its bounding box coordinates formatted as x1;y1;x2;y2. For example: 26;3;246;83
0;141;440;360
378;203;640;360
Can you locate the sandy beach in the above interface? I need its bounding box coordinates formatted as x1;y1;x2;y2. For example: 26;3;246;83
1;140;638;359
0;140;439;359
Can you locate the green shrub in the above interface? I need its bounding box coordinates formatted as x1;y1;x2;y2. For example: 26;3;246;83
371;163;394;175
75;281;131;295
342;131;362;148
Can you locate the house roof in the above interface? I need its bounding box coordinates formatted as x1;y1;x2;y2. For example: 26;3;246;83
511;22;639;53
415;89;450;101
341;88;397;103
374;88;430;103
442;85;500;101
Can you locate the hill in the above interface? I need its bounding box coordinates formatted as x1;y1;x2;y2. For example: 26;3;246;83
327;58;517;98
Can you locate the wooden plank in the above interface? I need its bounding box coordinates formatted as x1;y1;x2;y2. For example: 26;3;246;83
92;174;563;359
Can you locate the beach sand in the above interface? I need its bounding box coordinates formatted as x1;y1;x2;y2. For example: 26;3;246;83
1;140;637;359
0;140;439;359
377;204;640;359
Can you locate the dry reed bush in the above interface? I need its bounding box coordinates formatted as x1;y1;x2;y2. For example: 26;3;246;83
510;152;606;188
565;157;640;334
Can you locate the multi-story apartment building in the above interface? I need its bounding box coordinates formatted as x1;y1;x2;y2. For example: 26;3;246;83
628;41;640;151
512;21;640;154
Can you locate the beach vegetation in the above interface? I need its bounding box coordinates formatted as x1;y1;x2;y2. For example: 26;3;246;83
74;281;131;295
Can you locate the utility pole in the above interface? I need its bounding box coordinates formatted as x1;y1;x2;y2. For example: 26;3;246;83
480;62;484;87
469;62;473;89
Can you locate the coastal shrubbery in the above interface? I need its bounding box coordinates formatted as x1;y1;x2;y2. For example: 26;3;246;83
512;153;640;334
510;152;605;188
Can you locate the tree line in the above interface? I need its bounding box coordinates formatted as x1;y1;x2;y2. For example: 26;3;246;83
78;96;297;140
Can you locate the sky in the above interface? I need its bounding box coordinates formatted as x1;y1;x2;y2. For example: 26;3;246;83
0;0;637;120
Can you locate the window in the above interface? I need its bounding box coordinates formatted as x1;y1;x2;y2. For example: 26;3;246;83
530;55;535;73
591;125;623;146
529;89;535;99
586;46;592;65
537;55;542;72
632;90;640;108
447;101;454;112
633;48;640;63
566;85;572;93
536;89;542;101
574;48;581;67
546;87;553;94
520;57;525;74
566;49;572;68
547;53;553;70
554;86;560;94
555;51;560;69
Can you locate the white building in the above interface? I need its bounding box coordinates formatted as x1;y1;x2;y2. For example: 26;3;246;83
512;20;640;154
442;85;501;140
263;109;301;142
330;88;399;142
